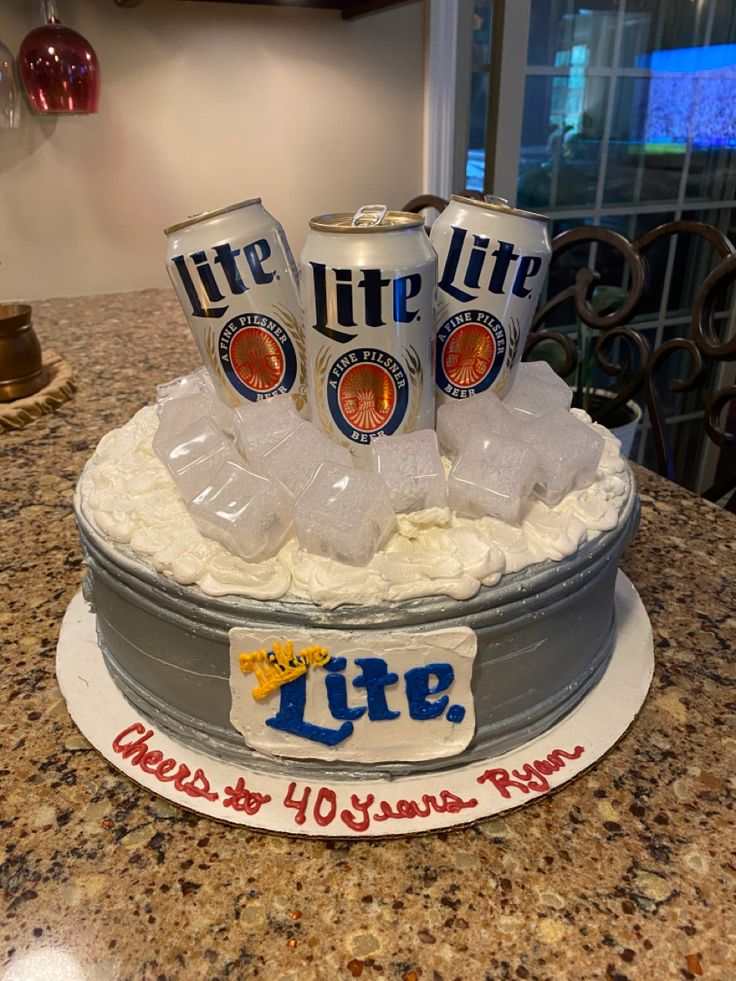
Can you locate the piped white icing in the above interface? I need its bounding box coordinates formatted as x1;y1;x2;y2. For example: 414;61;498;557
78;406;631;609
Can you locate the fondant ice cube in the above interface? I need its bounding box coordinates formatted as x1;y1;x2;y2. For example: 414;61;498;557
436;392;524;459
188;460;292;562
155;372;233;436
448;434;539;525
256;421;351;496
370;430;448;513
234;394;302;462
294;463;396;566
503;362;572;419
517;360;561;384
154;418;235;501
156;367;211;411
152;393;215;457
520;408;605;506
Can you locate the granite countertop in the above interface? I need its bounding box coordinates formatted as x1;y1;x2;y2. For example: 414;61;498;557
2;290;734;981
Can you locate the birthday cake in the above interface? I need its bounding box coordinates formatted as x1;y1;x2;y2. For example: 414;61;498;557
74;375;638;779
72;198;640;783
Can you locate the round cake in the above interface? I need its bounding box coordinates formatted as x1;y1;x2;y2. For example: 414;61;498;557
75;405;638;779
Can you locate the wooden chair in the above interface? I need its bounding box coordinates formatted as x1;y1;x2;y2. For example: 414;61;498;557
402;196;736;511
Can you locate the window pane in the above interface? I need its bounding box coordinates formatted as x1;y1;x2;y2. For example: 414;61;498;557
466;71;489;192
517;76;608;209
472;0;493;68
528;0;621;68
623;0;722;67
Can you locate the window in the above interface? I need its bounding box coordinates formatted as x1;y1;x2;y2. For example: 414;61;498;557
462;0;736;489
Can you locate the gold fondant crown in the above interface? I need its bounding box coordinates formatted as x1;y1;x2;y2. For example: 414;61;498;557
239;641;330;700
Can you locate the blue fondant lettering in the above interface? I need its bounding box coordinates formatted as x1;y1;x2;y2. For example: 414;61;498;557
323;657;366;721
265;673;352;747
404;663;455;720
352;658;399;721
446;704;466;724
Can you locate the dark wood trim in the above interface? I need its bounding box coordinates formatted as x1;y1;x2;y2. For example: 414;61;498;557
116;0;421;14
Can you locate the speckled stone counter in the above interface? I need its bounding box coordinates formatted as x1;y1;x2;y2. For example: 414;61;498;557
2;291;734;981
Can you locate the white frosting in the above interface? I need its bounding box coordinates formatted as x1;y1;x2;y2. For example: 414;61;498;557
78;406;631;610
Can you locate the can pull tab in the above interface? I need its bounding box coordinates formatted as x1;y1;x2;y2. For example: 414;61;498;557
351;204;388;227
483;194;514;209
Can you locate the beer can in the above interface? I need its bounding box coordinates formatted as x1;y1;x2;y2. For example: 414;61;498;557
300;204;436;456
165;198;307;411
430;194;551;405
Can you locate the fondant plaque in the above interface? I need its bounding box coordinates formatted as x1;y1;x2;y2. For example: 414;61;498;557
228;627;477;762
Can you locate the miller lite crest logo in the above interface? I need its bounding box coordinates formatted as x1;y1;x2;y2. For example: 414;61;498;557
327;348;409;444
435;311;506;398
437;226;544;304
219;313;297;402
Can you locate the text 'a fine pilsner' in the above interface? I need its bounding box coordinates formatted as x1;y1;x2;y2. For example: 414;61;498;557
430;195;551;405
300;204;437;456
165;199;307;412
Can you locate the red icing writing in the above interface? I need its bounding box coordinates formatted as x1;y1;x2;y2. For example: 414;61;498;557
222;777;271;815
371;790;478;823
284;781;311;825
314;787;337;827
112;723;219;802
340;793;376;833
477;745;585;799
283;782;477;831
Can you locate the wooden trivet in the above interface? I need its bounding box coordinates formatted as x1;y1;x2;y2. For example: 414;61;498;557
0;349;76;432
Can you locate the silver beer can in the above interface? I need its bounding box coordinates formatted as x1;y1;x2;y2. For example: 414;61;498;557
165;198;307;411
430;194;551;405
300;205;436;456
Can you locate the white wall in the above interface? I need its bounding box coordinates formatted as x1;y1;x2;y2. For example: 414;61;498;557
0;0;425;300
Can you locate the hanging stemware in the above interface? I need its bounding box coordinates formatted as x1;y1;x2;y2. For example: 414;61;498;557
0;39;21;128
19;0;100;114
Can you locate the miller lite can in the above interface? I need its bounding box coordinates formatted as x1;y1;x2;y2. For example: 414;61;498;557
165;198;307;411
300;205;436;456
430;195;551;405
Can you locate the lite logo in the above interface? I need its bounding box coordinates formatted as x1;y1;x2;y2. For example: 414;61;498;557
229;626;477;763
309;262;423;343
264;655;467;748
171;238;275;319
438;226;543;304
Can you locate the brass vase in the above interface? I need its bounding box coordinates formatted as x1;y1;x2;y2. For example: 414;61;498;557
0;304;46;401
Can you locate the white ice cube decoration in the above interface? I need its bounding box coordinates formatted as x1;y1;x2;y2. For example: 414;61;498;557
370;430;448;513
294;463;396;566
503;362;573;419
152;393;214;456
154;418;235;501
188;460;292;562
156;368;211;412
517;360;561;384
155;371;233;435
256;421;351;496
436;392;524;459
520;408;605;506
448;434;540;525
233;394;301;462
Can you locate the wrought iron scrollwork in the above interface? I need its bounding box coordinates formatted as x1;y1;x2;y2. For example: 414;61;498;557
401;195;736;506
530;219;736;506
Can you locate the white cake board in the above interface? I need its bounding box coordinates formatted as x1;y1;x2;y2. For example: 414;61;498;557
56;573;653;838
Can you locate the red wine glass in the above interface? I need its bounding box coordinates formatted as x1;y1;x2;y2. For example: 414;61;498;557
19;1;100;114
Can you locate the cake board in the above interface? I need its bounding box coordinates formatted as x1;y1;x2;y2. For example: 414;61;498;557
56;572;653;838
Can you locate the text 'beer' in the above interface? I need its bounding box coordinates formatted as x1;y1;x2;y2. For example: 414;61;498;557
165;198;306;410
430;195;551;405
300;206;436;456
